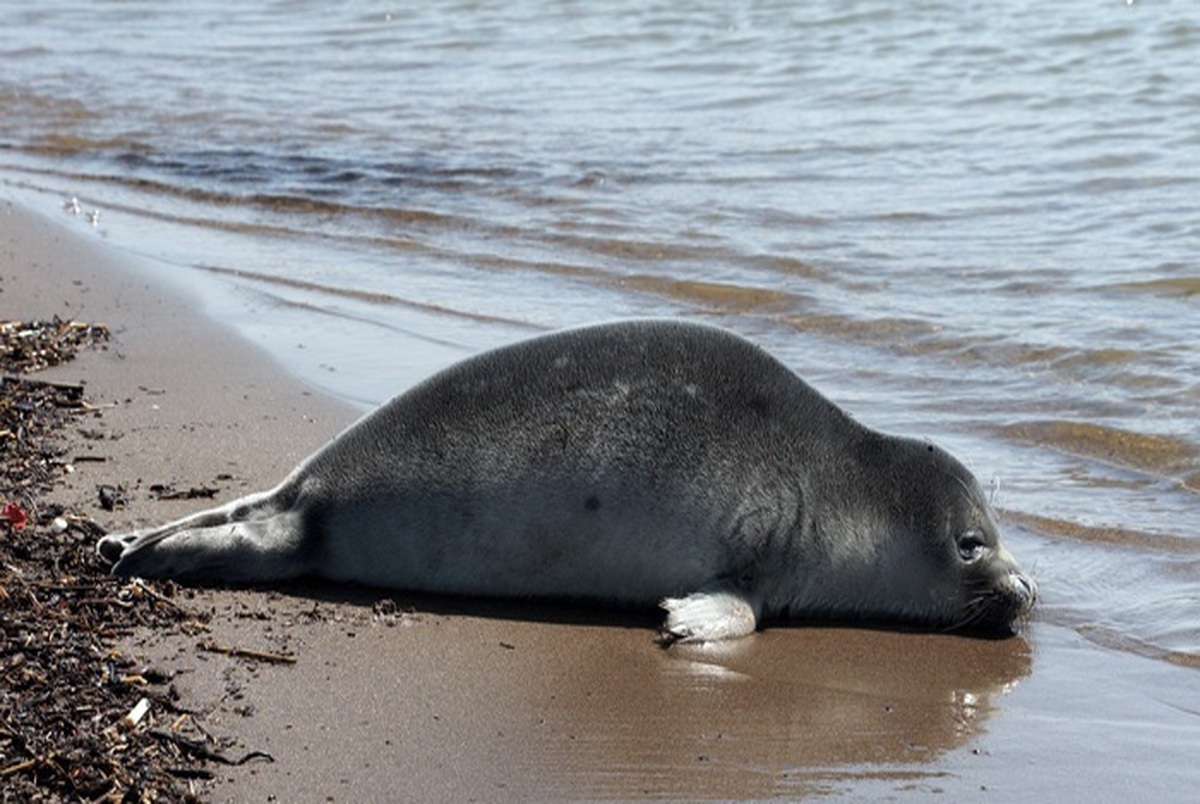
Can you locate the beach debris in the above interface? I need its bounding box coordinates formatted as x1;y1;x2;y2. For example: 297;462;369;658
371;596;422;627
147;729;275;767
97;483;128;511
198;640;298;665
120;697;153;731
118;577;188;614
1;501;27;530
0;317;110;373
1;315;253;801
149;482;220;501
0;490;219;799
2;379;82;507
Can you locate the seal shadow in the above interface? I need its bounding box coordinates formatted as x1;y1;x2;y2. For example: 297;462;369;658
190;575;1034;643
245;576;667;633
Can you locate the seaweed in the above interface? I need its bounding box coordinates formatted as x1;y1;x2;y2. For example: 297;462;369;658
1;318;233;802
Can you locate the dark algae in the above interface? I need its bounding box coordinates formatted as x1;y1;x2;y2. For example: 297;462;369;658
1;318;259;802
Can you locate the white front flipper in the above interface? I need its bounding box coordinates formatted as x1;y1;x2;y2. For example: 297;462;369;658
660;587;760;644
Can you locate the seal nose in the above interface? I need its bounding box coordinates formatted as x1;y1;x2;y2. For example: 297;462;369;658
962;569;1037;636
1007;571;1037;611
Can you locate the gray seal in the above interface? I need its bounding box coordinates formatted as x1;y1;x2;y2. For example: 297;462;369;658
98;319;1035;641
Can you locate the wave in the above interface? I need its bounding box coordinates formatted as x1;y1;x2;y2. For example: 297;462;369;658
1108;277;1200;299
999;509;1197;555
998;420;1199;491
194;264;534;330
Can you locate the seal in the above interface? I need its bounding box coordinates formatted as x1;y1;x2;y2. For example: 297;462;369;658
97;319;1035;641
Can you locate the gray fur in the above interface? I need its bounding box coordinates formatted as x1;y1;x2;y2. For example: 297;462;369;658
98;319;1035;641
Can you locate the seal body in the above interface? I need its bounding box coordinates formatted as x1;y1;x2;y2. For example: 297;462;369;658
98;319;1035;641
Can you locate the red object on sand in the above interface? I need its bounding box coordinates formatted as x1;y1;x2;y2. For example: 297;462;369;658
1;502;28;530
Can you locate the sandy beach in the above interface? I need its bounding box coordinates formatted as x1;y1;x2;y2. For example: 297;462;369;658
3;196;1197;802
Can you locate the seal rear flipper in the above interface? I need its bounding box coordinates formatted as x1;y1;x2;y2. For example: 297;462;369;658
659;587;760;644
102;513;308;584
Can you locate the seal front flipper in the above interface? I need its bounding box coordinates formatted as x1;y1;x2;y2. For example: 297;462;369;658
659;586;761;644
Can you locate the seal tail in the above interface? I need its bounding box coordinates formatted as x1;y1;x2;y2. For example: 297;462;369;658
97;488;311;584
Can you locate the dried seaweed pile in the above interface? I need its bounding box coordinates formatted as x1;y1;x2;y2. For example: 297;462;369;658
1;319;224;802
1;317;109;514
0;318;111;374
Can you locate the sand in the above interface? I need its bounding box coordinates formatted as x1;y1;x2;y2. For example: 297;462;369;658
3;195;1197;802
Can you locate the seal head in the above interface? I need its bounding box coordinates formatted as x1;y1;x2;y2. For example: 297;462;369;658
776;432;1036;636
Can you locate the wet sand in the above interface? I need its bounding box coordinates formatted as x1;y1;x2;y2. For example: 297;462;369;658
3;196;1197;801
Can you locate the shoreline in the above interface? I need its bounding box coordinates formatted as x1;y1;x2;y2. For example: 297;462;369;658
3;195;1197;802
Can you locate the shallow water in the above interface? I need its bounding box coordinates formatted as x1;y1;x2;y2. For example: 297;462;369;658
2;0;1196;703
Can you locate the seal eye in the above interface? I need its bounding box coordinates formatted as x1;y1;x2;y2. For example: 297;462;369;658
957;530;988;563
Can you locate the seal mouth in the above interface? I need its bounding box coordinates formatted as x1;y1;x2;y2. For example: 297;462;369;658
950;571;1037;636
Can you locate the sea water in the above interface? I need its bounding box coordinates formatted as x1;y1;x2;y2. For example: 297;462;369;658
2;0;1197;700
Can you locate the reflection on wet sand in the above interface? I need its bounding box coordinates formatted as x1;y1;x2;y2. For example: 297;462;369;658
523;624;1032;799
185;583;1033;800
